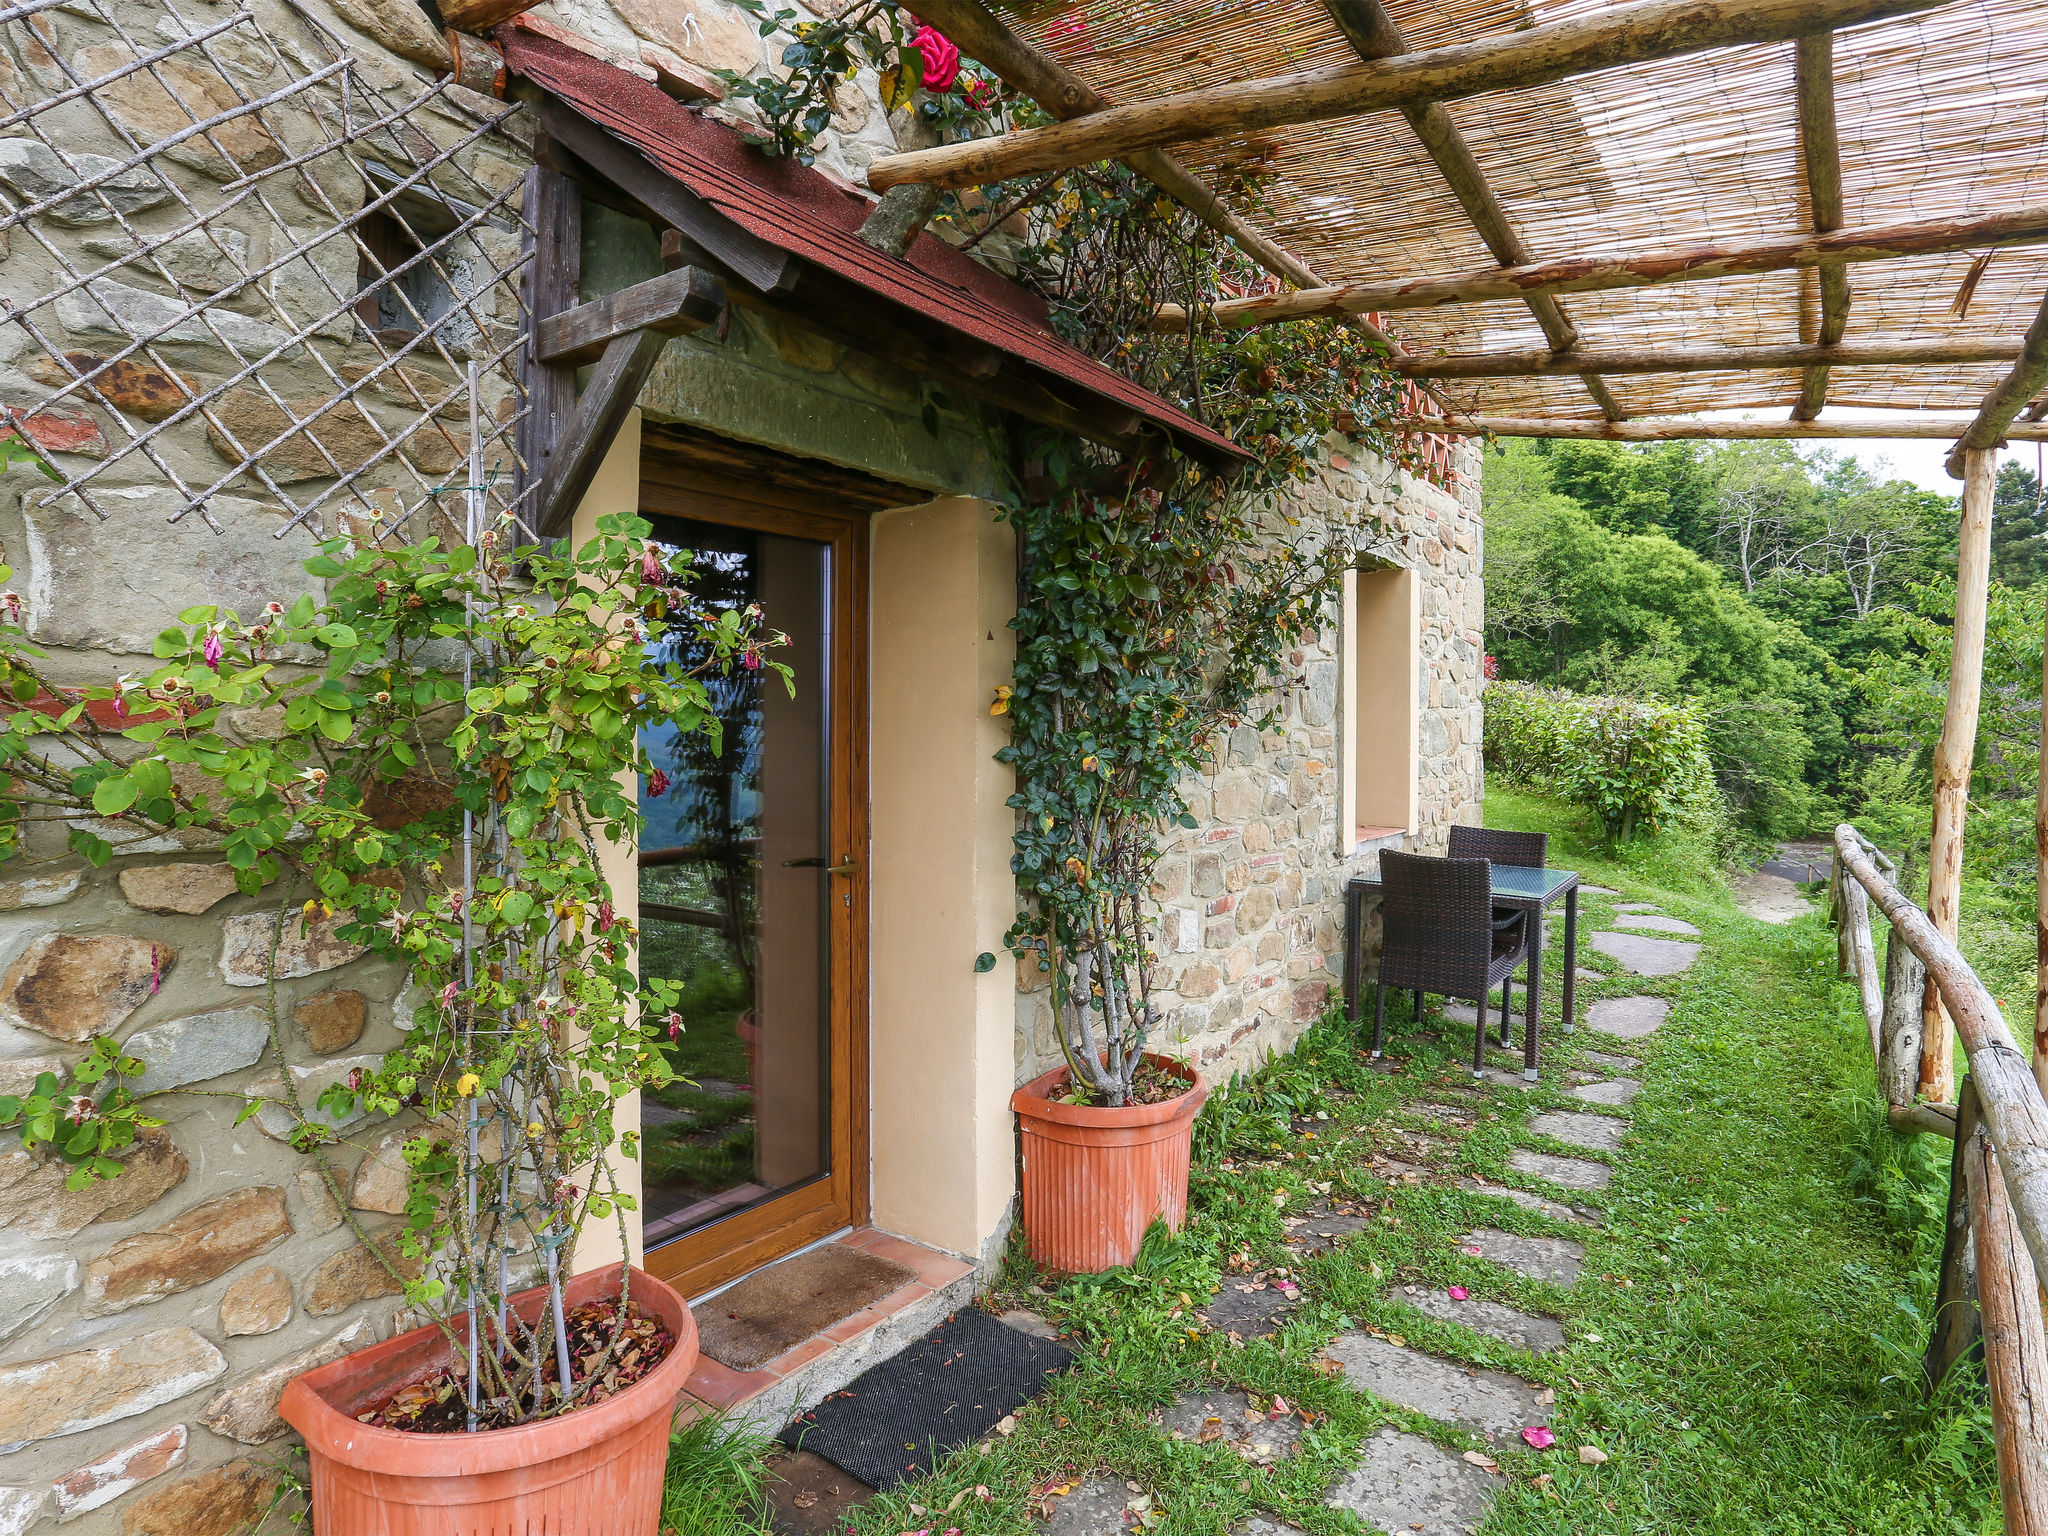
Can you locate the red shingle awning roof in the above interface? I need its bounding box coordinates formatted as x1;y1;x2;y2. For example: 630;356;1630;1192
499;28;1247;466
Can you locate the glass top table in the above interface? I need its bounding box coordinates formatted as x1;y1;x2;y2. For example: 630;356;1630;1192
1341;862;1582;1078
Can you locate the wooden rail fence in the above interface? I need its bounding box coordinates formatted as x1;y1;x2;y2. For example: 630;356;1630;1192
1829;823;2048;1529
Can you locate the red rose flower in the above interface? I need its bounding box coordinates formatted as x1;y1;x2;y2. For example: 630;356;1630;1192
912;24;961;92
647;769;670;798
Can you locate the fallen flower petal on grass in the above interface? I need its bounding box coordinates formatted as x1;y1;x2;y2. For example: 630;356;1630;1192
1521;1426;1556;1450
1448;1286;1469;1300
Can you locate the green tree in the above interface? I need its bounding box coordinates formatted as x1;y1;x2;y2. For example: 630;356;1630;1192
1990;457;2047;588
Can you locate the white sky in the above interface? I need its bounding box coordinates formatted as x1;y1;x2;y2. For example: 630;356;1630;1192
1691;407;2043;498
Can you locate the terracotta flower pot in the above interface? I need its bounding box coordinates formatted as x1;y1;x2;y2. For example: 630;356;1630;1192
278;1262;698;1536
1010;1054;1209;1275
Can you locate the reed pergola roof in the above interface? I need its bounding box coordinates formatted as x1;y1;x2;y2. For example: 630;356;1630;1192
903;0;2048;459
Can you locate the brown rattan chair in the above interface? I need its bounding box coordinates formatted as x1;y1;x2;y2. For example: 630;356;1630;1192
1372;851;1531;1078
1447;825;1547;1046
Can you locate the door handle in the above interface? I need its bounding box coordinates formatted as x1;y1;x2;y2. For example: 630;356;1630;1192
782;857;861;875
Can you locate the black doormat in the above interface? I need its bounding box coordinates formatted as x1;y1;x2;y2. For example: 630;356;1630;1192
778;1308;1071;1490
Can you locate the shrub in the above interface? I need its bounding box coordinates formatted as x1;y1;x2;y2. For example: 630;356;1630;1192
1485;681;1715;841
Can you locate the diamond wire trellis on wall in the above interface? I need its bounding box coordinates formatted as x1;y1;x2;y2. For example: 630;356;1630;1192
0;0;537;554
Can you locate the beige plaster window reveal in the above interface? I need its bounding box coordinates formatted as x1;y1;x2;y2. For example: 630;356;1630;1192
1341;564;1419;846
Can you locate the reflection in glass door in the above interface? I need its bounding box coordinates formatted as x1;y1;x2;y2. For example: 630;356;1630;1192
637;517;832;1251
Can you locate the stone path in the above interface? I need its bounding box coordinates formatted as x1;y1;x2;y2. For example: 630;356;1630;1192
1613;913;1700;937
1507;1148;1611;1190
1308;888;1700;1535
1587;996;1668;1039
1322;1334;1552;1437
1589;929;1700;976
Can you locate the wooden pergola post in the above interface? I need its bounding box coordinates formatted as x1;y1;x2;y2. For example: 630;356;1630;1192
2037;587;2048;1100
1924;447;1998;1104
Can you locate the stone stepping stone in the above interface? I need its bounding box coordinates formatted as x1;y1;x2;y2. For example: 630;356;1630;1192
1411;1102;1479;1126
1200;1277;1302;1338
1528;1111;1626;1153
1587;996;1668;1039
1041;1479;1158;1536
1615;913;1701;937
1581;1048;1641;1071
1613;901;1661;912
1508;1148;1612;1191
1397;1287;1567;1352
1371;1157;1431;1186
1460;1178;1595;1226
1325;1426;1497;1536
1589;931;1700;977
1472;1065;1537;1090
1322;1333;1550;1437
1569;1077;1641;1107
1284;1202;1377;1255
764;1449;876;1536
1582;884;1620;896
1156;1386;1302;1462
1458;1228;1585;1286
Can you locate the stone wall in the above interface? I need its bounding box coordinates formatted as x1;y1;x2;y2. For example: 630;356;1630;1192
1015;438;1487;1090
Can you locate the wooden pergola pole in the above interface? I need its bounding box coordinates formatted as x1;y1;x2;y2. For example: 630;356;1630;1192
1923;447;1998;1105
1792;32;1850;420
1389;340;2023;377
1946;285;2048;478
903;0;1411;360
1385;415;2048;441
1152;205;2048;330
867;0;1946;193
1321;0;1625;421
2037;586;2048;1102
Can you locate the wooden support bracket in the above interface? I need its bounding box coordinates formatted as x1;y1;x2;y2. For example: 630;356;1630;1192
533;328;669;539
536;265;725;366
538;100;798;295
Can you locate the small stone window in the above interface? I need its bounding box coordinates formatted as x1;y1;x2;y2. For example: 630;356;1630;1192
351;166;504;357
1340;563;1419;846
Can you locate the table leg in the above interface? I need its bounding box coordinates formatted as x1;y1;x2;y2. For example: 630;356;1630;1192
1562;887;1578;1033
1524;904;1541;1081
1343;884;1361;1025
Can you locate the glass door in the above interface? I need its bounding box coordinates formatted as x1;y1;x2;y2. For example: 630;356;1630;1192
635;502;864;1297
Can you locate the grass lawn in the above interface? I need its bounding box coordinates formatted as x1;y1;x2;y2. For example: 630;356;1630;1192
664;787;2000;1536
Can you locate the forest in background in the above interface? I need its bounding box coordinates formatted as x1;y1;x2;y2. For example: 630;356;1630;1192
1482;437;2048;997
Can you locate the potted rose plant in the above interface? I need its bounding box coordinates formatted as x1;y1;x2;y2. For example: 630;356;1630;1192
996;451;1348;1274
0;509;782;1534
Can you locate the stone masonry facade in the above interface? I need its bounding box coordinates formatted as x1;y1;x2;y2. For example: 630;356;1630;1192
1015;439;1488;1090
0;0;938;1528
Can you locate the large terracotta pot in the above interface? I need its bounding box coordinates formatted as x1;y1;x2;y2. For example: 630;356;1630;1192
278;1262;698;1536
1010;1053;1209;1275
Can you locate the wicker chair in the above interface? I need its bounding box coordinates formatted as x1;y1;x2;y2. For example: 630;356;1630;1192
1372;851;1531;1077
1447;826;1547;1045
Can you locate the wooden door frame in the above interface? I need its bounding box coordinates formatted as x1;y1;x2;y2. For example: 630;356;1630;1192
635;454;872;1300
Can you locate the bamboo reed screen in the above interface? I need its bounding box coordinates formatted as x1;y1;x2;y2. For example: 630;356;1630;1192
997;0;2048;423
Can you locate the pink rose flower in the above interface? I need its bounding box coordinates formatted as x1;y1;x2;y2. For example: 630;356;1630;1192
912;24;960;91
202;629;223;671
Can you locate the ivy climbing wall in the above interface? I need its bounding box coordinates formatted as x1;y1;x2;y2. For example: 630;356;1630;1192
1016;438;1488;1089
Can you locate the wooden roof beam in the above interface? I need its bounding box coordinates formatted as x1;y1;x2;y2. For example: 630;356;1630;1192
1793;32;1850;420
1944;286;2048;478
904;0;1408;361
1391;339;2024;377
867;0;1947;194
1393;415;2048;441
1151;203;2048;331
1321;0;1626;421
